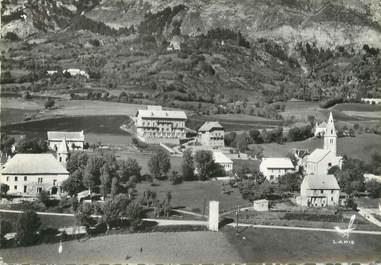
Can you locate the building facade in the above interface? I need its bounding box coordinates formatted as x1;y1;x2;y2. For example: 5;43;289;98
259;157;295;182
298;174;340;207
135;106;187;144
197;121;224;148
47;131;85;151
0;154;69;196
305;112;343;175
314;121;327;136
213;151;233;173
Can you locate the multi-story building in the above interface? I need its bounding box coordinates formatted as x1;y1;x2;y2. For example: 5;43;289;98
298;174;340;207
0;153;69;196
197;121;225;148
47;131;85;151
259;157;295;182
135;106;187;144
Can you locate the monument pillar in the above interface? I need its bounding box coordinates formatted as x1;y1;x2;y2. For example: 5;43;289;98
208;200;219;231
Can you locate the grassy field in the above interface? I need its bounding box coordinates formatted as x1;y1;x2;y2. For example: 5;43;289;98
135;180;248;212
223;226;381;263
0;231;242;263
253;134;381;163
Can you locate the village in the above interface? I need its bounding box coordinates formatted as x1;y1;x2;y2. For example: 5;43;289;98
1;101;381;263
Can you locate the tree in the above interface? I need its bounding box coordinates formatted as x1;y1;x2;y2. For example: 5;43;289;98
224;132;236;147
169;170;182;184
83;155;105;192
16;210;41;246
44;98;55;109
0;183;9;196
102;194;131;230
0;219;13;238
66;152;89;173
37;190;50;207
15;137;48;153
194;150;216;180
182;149;195;180
278;172;302;192
100;164;111;199
1;134;15;156
233;133;250;152
365;180;381;198
118;158;141;182
335;157;367;194
62;170;86;197
249;129;263;144
238;180;273;201
110;177;119;198
148;150;171;179
76;203;96;232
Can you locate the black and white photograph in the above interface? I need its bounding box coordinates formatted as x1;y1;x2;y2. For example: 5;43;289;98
0;0;381;263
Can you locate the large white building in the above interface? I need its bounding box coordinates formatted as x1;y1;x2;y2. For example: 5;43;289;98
135;106;187;144
47;131;85;151
197;121;225;148
0;154;69;196
259;157;295;182
298;174;340;207
304;112;343;175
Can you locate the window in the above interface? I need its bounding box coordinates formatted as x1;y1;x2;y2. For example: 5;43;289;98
331;197;333;201
331;190;334;194
37;187;42;193
24;176;27;181
14;185;17;190
6;176;9;181
24;186;27;193
38;178;43;184
53;180;57;186
14;176;18;181
320;190;324;194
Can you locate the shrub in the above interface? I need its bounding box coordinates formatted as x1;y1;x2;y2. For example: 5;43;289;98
319;97;344;108
44;98;55;109
16;210;41;246
169;170;182;185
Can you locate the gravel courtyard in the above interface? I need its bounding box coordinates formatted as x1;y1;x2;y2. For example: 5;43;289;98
0;231;242;264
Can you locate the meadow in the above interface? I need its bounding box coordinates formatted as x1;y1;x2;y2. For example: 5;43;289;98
253;133;381;163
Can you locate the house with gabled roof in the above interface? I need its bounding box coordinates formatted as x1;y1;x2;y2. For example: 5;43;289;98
259;157;295;182
0;153;69;196
298;174;340;207
47;131;85;151
197;121;224;148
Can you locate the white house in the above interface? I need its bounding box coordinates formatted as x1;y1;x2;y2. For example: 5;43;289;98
135;105;187;144
213;151;233;173
47;131;85;151
361;98;381;104
253;199;269;211
259;157;295;182
314;121;327;136
0;154;69;196
63;68;89;79
364;173;381;183
298;174;340;207
197;121;225;148
305;112;343;175
166;36;183;51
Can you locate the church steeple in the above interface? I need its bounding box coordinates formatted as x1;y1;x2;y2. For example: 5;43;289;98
324;112;337;156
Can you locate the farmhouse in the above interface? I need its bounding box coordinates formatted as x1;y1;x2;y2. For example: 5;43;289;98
213;151;233;173
259;157;295;182
298;174;340;207
197;121;225;148
47;131;85;151
135;106;187;144
361;98;381;104
0;153;69;196
305;112;343;175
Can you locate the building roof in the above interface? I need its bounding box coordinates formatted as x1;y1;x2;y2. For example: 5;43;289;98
1;154;69;175
301;174;340;190
47;131;84;141
213;151;233;164
198;121;223;132
57;139;69;154
307;148;330;163
260;157;294;169
137;109;187;120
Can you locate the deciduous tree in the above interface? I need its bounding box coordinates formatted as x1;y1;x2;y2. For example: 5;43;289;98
16;210;41;246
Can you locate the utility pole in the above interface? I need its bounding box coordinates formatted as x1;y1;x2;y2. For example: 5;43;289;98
235;204;240;232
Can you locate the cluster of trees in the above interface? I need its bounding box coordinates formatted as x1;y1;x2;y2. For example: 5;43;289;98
15;137;48;153
1;134;15;156
203;28;250;49
62;152;141;199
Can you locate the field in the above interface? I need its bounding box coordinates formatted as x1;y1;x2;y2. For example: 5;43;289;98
253;134;381;163
135;180;248;212
0;231;242;263
223;226;381;262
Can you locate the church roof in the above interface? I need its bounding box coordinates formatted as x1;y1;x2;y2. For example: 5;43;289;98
48;131;84;141
261;157;294;169
1;154;69;175
325;112;337;136
301;174;340;190
307;148;330;163
198;121;223;132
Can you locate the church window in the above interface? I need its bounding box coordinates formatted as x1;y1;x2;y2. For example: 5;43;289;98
328;162;332;167
24;176;27;181
331;130;333;134
14;185;17;190
330;139;333;143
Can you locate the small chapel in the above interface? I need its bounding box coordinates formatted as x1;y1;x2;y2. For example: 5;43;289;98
304;112;343;175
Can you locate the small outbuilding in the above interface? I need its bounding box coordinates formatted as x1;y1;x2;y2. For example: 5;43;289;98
253;199;269;211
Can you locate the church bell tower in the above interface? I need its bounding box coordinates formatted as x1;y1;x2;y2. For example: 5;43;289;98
324;112;337;156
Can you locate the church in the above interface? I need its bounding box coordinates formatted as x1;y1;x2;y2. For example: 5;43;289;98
304;112;343;175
